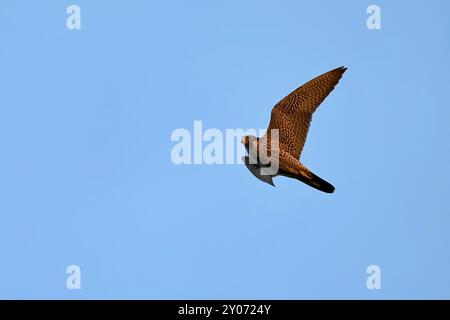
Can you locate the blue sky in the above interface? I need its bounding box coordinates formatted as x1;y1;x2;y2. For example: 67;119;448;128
1;0;450;299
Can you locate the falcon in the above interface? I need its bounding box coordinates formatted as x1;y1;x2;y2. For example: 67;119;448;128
241;66;347;193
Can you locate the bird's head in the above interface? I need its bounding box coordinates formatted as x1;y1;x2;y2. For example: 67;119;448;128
241;135;258;153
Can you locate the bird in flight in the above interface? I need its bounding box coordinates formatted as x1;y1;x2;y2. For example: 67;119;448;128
241;66;347;193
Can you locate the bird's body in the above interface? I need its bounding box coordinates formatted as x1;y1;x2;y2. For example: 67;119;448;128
241;66;347;193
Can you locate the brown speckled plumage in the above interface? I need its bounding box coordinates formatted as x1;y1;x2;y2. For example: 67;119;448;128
242;66;347;193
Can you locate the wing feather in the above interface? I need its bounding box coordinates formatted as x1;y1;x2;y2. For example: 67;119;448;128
264;66;347;159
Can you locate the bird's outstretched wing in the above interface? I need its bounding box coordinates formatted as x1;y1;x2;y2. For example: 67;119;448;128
264;66;347;159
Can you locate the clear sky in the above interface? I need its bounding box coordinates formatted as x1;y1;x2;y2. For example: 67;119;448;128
1;0;450;299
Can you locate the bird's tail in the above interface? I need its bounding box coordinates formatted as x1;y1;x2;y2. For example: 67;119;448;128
295;169;335;194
